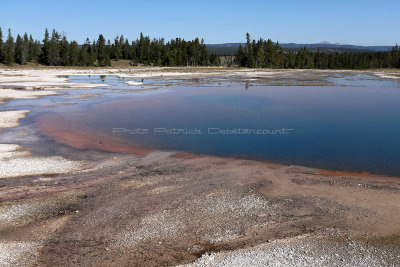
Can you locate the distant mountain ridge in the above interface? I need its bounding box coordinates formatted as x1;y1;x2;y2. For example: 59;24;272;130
207;42;394;55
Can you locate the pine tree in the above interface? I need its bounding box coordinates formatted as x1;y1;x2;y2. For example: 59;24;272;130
22;33;29;63
28;34;34;61
28;35;39;62
97;34;107;66
122;39;130;60
69;41;79;66
247;47;255;68
79;38;91;66
137;33;144;63
60;35;70;66
113;35;122;60
235;44;245;66
119;35;126;59
91;40;97;64
129;41;137;65
256;40;264;68
40;28;50;65
15;34;24;64
264;39;275;67
105;53;111;66
245;33;254;67
245;33;251;54
274;42;284;68
285;51;296;69
200;39;209;66
4;29;14;65
105;39;112;66
48;29;60;65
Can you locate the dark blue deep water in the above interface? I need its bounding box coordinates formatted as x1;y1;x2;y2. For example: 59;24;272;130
33;75;400;176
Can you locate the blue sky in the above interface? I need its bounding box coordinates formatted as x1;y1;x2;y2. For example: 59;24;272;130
1;0;399;45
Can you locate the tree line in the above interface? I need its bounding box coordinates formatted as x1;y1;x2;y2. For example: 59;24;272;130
235;33;400;69
1;28;398;69
0;28;220;67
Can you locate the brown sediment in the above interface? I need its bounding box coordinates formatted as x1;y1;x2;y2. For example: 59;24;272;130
312;169;400;185
172;152;205;159
283;165;400;183
35;114;152;156
0;170;124;202
315;169;374;177
1;149;400;266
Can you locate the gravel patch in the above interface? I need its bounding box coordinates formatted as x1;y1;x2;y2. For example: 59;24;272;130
0;144;29;160
125;80;144;86
115;189;276;248
0;70;106;89
0;156;80;178
0;241;40;266
0;144;81;178
0;88;56;105
184;236;400;267
0;191;79;229
0;110;30;128
180;190;277;243
118;175;166;189
197;191;272;217
117;209;184;246
373;72;400;80
0;143;21;153
148;185;179;194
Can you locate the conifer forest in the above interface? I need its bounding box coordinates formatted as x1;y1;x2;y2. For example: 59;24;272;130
0;28;398;69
